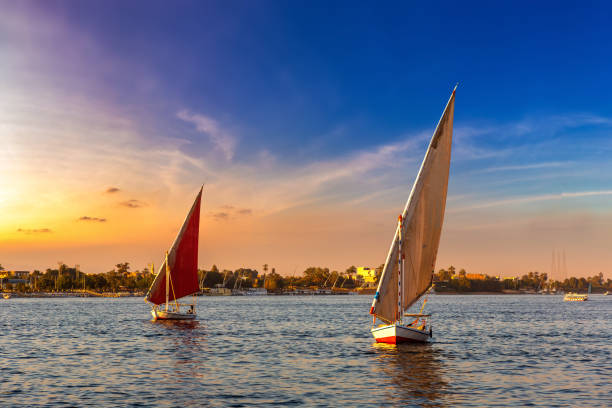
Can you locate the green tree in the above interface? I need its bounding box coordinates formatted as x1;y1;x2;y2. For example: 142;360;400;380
116;262;130;274
264;271;284;291
345;265;357;275
57;275;72;290
303;267;330;286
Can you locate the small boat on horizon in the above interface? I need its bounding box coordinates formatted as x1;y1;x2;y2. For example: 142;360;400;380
145;187;203;320
2;293;11;299
564;283;591;302
369;85;456;344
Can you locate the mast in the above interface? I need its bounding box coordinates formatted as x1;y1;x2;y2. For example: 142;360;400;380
397;215;403;323
165;252;170;311
551;250;556;281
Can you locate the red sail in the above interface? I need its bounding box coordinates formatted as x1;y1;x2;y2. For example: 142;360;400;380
146;188;202;305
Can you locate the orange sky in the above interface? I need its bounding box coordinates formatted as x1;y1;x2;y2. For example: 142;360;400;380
2;4;612;280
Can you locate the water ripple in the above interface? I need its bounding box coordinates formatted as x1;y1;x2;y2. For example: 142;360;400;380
0;295;610;406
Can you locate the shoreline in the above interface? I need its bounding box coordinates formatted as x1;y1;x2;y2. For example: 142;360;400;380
2;290;574;298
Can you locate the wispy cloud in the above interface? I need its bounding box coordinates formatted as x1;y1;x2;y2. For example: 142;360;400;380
119;199;146;208
210;206;253;220
478;161;572;173
105;187;120;194
211;212;229;221
78;216;107;222
17;228;52;234
450;190;612;213
177;110;237;161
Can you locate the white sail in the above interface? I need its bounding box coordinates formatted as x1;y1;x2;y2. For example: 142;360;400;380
371;87;456;324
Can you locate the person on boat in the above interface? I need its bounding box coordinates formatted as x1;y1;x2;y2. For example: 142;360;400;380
188;305;194;314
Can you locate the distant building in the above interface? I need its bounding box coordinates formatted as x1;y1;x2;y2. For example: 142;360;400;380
13;271;30;279
466;273;486;280
0;270;30;279
4;279;29;287
356;267;377;286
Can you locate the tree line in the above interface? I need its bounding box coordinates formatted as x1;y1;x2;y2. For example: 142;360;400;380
0;263;363;292
1;262;610;293
434;266;612;293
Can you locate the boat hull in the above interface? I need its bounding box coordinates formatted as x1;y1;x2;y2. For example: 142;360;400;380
564;293;588;301
371;323;430;344
151;309;196;321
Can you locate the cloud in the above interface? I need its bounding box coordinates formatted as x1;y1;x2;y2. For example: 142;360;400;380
210;207;253;220
119;199;146;208
477;161;571;174
78;216;107;222
450;190;612;213
211;212;229;221
177;110;237;161
17;228;52;234
105;187;120;193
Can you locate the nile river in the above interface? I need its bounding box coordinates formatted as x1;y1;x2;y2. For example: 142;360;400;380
1;295;610;407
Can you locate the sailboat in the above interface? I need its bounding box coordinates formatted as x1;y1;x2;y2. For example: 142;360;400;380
369;86;456;344
146;187;203;320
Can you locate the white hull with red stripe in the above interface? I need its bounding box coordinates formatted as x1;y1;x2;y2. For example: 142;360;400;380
371;323;430;344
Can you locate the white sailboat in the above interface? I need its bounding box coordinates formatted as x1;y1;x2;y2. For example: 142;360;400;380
146;187;203;320
369;86;456;344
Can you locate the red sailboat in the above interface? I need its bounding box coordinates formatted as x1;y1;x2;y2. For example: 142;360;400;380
146;187;202;320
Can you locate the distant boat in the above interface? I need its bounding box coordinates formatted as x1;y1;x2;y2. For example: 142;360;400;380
564;283;591;302
604;291;609;296
145;187;203;320
564;293;588;301
209;284;232;296
2;293;11;299
369;86;456;344
245;288;267;296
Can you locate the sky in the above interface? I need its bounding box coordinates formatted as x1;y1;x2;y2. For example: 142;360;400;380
2;1;612;279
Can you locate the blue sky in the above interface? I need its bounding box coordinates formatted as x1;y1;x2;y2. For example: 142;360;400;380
2;1;612;277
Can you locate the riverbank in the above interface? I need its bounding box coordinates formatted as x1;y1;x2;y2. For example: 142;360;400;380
1;291;144;298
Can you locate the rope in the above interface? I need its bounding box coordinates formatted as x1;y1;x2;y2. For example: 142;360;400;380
167;265;180;311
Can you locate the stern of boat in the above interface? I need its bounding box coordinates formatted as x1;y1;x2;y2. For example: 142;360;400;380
152;309;196;321
371;323;431;344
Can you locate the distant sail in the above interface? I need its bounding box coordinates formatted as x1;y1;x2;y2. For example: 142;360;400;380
371;88;455;324
146;188;202;305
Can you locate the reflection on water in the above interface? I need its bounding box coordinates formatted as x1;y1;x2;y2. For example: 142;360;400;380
373;342;447;407
0;295;610;406
151;320;207;381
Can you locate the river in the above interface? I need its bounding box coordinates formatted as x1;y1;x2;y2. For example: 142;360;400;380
1;294;610;406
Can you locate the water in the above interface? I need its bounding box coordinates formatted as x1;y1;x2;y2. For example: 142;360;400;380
1;295;610;407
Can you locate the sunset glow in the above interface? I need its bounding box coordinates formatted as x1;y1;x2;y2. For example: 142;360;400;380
2;2;612;279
